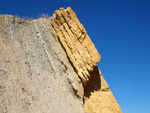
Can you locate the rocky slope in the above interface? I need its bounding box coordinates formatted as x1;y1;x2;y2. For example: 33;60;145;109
0;7;122;113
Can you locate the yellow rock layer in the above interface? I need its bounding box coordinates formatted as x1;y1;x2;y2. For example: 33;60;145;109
49;7;122;113
50;7;100;86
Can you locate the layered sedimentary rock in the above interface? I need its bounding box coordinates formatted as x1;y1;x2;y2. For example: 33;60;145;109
0;7;122;113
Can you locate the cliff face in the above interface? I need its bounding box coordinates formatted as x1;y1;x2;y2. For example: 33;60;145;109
0;7;122;113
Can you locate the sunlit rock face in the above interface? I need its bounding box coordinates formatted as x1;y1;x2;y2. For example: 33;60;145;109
0;7;122;113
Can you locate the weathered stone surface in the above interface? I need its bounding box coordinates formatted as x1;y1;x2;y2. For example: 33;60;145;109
50;7;122;113
0;7;122;113
0;15;84;113
50;7;101;86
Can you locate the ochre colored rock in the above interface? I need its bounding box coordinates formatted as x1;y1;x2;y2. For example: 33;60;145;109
50;7;101;86
0;7;122;113
50;7;122;113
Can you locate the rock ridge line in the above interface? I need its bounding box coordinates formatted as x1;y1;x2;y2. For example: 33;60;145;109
0;7;122;113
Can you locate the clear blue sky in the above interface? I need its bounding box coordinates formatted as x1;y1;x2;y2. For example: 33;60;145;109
1;0;150;113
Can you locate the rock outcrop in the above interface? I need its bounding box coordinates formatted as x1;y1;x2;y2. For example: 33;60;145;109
0;7;122;113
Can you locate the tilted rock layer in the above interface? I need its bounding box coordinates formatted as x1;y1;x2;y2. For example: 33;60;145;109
50;7;100;86
0;7;122;113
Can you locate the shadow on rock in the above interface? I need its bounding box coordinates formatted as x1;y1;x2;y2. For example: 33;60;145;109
84;66;101;99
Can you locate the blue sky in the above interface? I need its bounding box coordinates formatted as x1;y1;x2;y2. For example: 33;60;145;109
1;0;150;113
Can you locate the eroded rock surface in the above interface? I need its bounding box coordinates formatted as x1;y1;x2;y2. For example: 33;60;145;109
50;7;100;86
0;7;122;113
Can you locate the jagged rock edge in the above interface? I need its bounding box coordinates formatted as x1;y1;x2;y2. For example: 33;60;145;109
49;7;101;104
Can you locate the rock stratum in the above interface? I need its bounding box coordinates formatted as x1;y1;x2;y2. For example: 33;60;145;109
0;7;122;113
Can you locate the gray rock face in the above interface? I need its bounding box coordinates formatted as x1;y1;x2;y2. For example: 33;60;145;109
0;15;84;113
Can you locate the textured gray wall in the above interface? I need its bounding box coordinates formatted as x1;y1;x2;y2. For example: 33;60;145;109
0;16;84;113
